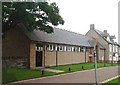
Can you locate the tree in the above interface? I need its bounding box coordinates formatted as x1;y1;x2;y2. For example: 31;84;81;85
2;1;64;35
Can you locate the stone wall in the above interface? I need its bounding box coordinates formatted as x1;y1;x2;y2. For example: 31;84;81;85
2;56;28;68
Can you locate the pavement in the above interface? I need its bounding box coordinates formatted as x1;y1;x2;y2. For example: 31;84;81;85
41;68;64;73
9;66;119;84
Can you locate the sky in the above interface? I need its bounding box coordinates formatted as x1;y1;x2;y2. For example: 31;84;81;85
49;0;119;42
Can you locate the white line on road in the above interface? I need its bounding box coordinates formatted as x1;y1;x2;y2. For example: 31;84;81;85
100;75;120;83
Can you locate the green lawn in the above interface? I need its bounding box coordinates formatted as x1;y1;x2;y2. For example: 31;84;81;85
103;77;120;85
48;63;118;73
2;68;55;84
2;63;118;84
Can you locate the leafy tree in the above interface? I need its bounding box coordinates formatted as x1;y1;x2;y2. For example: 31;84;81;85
2;1;64;35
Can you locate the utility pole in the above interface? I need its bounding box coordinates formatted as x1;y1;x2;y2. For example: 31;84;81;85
93;40;98;85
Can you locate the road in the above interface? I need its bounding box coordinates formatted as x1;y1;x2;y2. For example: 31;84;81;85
11;66;119;84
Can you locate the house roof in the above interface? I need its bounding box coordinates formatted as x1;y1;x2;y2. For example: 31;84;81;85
88;39;105;49
19;24;96;47
18;24;106;49
94;29;109;42
93;29;120;46
94;29;115;44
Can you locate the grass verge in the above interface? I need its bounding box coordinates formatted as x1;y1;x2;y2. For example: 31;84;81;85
2;68;55;84
48;63;118;73
102;77;120;85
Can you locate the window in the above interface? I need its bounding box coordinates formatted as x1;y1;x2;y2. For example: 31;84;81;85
80;47;84;52
64;46;67;51
66;46;71;51
36;46;38;51
86;48;90;52
68;46;80;52
78;47;80;52
53;45;57;51
46;45;49;51
74;47;77;52
119;47;120;54
36;44;43;51
116;46;118;52
49;44;53;51
38;47;43;51
59;45;64;51
47;44;53;51
109;44;112;52
71;47;74;52
83;47;86;52
36;46;43;51
113;45;114;52
75;47;79;52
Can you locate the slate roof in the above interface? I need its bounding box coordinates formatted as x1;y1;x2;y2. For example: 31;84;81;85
93;29;120;46
18;24;106;49
94;29;113;44
19;24;96;47
88;39;105;49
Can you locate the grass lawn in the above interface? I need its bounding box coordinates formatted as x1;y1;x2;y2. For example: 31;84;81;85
103;77;120;85
48;63;118;73
2;63;118;84
2;68;55;84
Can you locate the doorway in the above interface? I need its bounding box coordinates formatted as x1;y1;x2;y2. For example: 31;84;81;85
36;51;42;67
89;56;92;62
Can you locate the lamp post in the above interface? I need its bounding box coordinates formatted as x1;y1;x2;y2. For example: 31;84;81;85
93;50;98;85
93;40;98;85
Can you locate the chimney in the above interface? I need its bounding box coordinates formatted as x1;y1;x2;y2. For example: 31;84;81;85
90;24;94;30
103;30;107;34
103;30;109;39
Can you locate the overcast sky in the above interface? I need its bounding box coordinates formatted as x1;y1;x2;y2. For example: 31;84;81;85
50;0;119;42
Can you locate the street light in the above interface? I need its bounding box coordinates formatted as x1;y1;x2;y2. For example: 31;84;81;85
93;50;98;85
93;40;98;85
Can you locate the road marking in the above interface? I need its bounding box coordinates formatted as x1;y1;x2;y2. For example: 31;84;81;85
100;75;120;83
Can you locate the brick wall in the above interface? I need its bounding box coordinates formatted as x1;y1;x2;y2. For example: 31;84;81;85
45;51;89;66
29;43;36;69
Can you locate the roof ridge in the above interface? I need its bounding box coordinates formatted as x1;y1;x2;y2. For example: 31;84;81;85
54;27;87;37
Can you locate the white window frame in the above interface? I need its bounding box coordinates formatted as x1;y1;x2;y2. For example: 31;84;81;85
109;44;112;52
113;45;114;52
66;46;71;51
36;46;43;51
48;44;54;51
53;44;57;51
71;47;74;52
64;46;66;51
119;47;120;54
80;47;84;52
74;47;79;52
55;45;58;51
83;47;86;52
38;47;41;51
36;46;38;51
59;45;64;51
74;47;77;52
116;45;118;52
78;47;81;52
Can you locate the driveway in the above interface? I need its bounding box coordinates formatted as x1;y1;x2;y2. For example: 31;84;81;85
11;66;119;84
